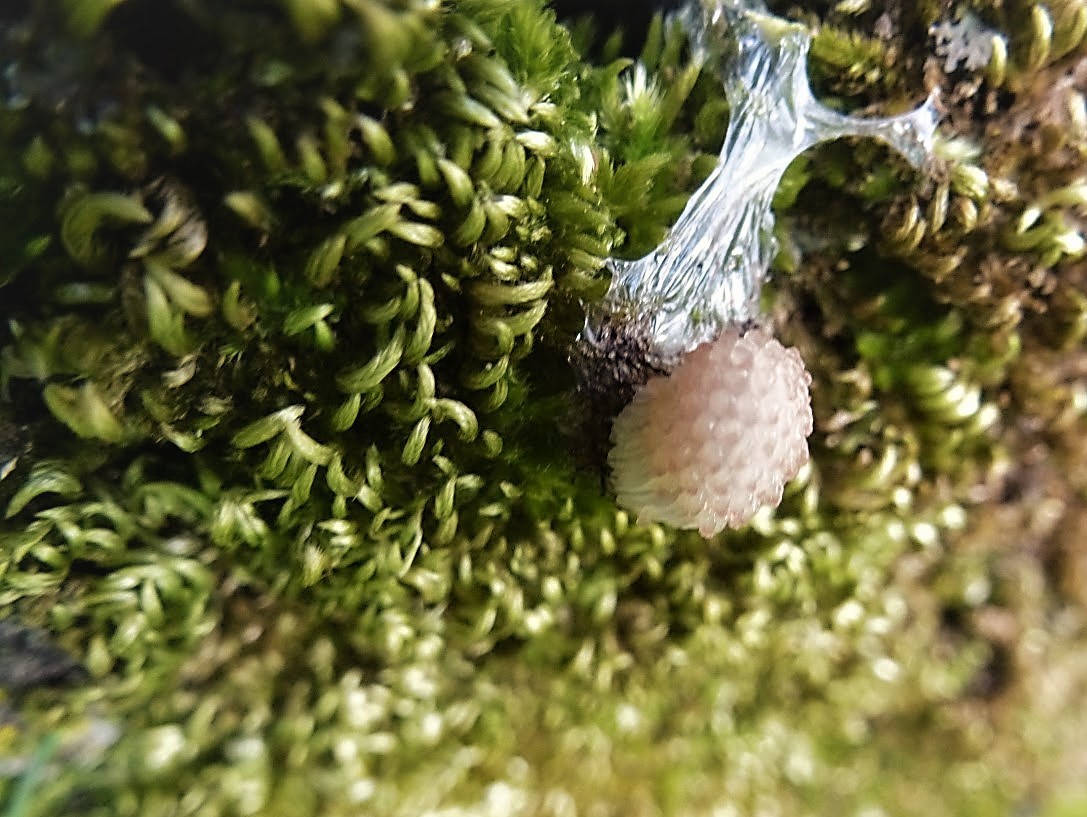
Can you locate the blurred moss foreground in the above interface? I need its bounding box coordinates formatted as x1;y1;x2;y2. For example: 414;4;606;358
2;1;1087;815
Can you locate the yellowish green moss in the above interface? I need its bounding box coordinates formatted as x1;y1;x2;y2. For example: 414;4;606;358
2;1;1087;815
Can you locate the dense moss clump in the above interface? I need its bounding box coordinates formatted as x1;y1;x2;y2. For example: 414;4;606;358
2;0;1086;814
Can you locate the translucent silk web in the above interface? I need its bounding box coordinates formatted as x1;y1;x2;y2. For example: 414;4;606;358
590;0;940;356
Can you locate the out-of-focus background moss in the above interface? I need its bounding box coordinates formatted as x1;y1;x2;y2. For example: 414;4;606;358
1;1;1086;815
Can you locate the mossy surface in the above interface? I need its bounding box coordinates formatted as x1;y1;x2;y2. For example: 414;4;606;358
1;1;1086;815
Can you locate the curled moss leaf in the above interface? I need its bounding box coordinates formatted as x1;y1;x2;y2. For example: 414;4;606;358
303;235;347;288
386;220;444;247
41;382;125;444
472;273;554;307
343;203;401;250
5;463;83;519
223;191;275;233
144;106;187;155
60;192;153;268
430;398;479;442
231;406;305;450
283;304;335;336
283;422;334;466
145;262;213;318
336;325;406;393
143;276;192;355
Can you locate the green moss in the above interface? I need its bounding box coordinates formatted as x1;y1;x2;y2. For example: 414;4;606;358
2;0;1087;815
